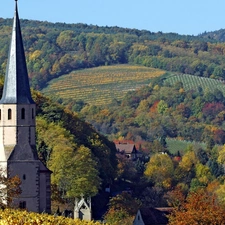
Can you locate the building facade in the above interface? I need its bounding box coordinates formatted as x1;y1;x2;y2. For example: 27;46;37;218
0;0;51;213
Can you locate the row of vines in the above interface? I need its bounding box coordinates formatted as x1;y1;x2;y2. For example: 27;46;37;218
42;65;165;105
0;208;105;225
166;74;225;94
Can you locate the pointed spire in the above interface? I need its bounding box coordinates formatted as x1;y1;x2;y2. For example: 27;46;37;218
0;0;34;104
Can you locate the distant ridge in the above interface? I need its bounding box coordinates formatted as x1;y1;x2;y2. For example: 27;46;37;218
0;17;212;41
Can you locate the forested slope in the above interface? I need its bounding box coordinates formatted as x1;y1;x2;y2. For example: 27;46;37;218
32;89;117;196
0;18;225;91
80;78;225;148
200;29;225;42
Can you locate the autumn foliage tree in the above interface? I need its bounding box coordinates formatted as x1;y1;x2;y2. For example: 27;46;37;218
0;168;21;207
104;192;141;225
168;187;225;225
144;153;174;189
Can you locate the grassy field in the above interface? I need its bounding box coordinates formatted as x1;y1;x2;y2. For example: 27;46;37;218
166;138;206;155
42;64;165;105
165;74;225;94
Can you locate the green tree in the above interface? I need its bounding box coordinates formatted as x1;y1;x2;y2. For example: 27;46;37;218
190;163;213;191
66;145;101;198
157;100;168;114
213;66;224;78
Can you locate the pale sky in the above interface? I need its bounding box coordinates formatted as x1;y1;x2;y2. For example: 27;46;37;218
1;0;225;35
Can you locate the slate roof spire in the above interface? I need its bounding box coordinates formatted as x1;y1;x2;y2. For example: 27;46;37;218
0;0;34;104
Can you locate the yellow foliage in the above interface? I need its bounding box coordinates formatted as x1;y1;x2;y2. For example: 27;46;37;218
0;208;106;225
137;99;150;112
217;145;225;164
131;43;148;51
145;153;174;189
216;181;225;204
179;88;185;93
29;50;42;61
100;109;110;117
205;124;218;133
179;151;198;172
153;84;160;90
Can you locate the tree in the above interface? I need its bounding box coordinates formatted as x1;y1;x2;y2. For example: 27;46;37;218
116;154;137;181
217;145;225;165
144;153;174;189
0;168;21;207
66;145;101;198
37;117;101;202
190;163;213;191
6;176;22;207
157;100;168;114
173;149;198;186
104;192;141;225
168;187;225;225
178;150;198;172
164;185;186;208
213;66;224;78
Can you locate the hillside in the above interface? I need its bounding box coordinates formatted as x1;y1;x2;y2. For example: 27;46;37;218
79;76;225;147
31;89;117;185
1;18;225;92
42;65;165;105
199;29;225;42
165;73;225;94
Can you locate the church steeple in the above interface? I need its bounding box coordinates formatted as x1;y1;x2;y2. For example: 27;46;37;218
0;1;51;213
0;0;34;104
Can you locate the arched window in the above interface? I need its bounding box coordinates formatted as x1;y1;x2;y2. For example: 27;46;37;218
19;201;26;209
8;109;12;120
21;108;25;119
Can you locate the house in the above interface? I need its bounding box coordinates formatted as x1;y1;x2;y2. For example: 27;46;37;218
115;143;138;160
133;207;172;225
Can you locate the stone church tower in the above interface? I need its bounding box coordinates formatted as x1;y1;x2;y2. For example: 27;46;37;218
0;0;51;213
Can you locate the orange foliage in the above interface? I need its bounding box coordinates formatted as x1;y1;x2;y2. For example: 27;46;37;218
168;187;225;225
149;100;160;113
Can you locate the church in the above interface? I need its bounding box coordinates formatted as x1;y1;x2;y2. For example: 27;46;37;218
0;0;51;213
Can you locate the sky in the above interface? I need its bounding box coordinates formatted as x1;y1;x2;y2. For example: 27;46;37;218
1;0;225;36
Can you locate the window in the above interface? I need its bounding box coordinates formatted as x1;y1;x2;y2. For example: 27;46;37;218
8;109;12;120
23;174;26;180
21;108;25;119
19;201;26;209
32;108;34;119
0;109;1;120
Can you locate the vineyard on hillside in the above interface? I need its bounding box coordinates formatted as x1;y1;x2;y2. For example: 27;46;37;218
165;74;225;94
0;208;105;225
42;65;165;105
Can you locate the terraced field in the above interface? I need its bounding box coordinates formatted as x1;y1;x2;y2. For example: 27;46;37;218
42;64;165;105
165;74;225;94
